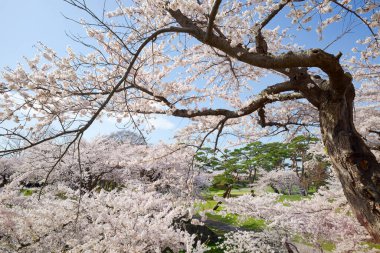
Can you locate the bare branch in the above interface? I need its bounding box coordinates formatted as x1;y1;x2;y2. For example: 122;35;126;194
121;80;304;120
331;0;379;45
257;107;318;130
63;0;134;55
0;26;195;156
38;134;80;200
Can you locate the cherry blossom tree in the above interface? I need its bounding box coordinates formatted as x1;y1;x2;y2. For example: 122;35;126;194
255;170;301;195
0;136;210;252
0;185;206;252
0;0;379;242
218;230;290;253
219;175;376;252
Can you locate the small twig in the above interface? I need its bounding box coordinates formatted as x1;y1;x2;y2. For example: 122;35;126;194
75;133;84;229
331;0;379;46
260;0;290;29
38;135;80;200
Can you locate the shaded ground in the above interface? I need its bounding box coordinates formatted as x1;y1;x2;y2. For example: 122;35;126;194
197;189;325;252
194;215;249;234
203;218;241;233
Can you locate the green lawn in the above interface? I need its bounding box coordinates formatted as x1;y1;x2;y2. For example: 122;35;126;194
198;186;379;252
20;189;34;196
204;187;309;203
362;242;380;251
195;198;265;234
278;194;304;202
206;212;265;232
292;234;336;252
198;188;307;233
203;187;253;200
195;200;221;212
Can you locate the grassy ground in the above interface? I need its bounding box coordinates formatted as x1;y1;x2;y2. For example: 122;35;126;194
204;187;311;203
196;195;336;252
196;189;266;234
196;200;220;211
198;187;309;233
363;242;380;251
203;187;252;200
195;195;266;252
206;212;265;231
20;189;34;196
198;186;380;252
292;234;336;252
278;194;305;202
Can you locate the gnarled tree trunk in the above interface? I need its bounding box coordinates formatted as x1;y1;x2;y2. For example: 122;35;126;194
164;5;380;241
319;83;380;242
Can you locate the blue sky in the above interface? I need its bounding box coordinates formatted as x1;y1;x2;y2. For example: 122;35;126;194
0;1;373;144
0;0;80;66
0;0;187;143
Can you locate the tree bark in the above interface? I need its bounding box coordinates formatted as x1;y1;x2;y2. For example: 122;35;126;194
292;156;298;176
248;167;256;184
319;83;380;242
168;6;380;241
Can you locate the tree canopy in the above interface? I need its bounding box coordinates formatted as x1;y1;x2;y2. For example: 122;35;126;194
0;0;379;246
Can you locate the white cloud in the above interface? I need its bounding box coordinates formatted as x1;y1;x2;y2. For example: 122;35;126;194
147;117;175;130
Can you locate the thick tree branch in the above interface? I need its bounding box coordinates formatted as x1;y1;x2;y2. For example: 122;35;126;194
124;81;304;119
167;8;350;94
198;117;228;150
257;107;318;130
204;0;222;42
369;130;380;137
171;88;303;119
128;81;174;109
